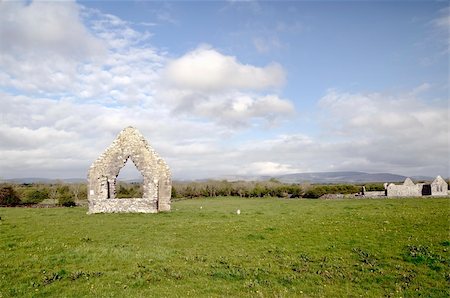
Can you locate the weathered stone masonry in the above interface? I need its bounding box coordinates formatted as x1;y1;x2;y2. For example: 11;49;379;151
363;176;448;197
87;126;171;214
386;176;448;197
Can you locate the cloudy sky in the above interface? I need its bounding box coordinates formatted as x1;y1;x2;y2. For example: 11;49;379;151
0;0;448;180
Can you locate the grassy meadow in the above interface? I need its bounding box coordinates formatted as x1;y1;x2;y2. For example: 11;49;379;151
0;197;449;297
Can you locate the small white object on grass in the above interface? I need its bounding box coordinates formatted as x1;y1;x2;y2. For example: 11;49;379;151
200;206;203;210
236;209;241;215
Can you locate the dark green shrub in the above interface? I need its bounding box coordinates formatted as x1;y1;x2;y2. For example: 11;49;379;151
172;181;305;199
252;183;270;197
303;184;360;198
0;186;21;206
171;186;179;199
57;185;76;207
364;183;385;191
288;185;303;198
172;181;360;199
24;189;49;204
58;194;76;207
303;186;327;198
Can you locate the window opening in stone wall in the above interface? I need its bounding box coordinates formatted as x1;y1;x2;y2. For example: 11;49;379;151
422;184;431;196
107;181;111;199
116;159;144;199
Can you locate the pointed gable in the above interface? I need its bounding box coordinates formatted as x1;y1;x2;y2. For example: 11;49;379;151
87;126;171;214
430;175;448;196
403;178;415;186
431;175;446;185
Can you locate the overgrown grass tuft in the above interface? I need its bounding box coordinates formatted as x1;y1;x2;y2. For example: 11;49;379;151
0;197;448;297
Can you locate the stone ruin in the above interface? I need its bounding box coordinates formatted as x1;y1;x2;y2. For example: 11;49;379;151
87;126;171;214
385;176;448;197
363;176;448;197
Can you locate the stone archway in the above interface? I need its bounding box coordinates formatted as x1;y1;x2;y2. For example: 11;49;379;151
87;126;171;214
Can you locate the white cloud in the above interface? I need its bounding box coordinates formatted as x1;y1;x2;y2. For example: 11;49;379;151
88;9;153;49
159;46;293;127
318;88;448;142
164;45;285;91
251;21;304;54
0;85;447;180
432;7;450;29
176;87;447;178
158;89;294;127
315;88;449;176
1;2;445;181
0;0;163;103
0;92;232;179
1;1;293;130
0;0;105;58
0;125;76;150
239;162;301;176
430;6;450;55
0;1;106;93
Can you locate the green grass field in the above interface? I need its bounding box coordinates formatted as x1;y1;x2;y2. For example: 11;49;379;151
1;197;449;297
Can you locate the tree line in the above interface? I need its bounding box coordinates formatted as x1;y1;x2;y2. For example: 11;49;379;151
0;180;384;207
171;179;372;199
0;183;85;207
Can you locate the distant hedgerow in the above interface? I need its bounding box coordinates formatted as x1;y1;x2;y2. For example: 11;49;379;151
0;185;21;206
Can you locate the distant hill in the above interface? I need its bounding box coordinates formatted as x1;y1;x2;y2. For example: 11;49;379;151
2;172;437;184
219;171;433;184
275;171;410;184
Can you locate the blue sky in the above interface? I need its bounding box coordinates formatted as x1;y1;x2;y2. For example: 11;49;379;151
0;0;448;180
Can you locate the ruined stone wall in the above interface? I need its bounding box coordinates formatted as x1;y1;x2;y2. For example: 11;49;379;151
386;178;422;197
87;126;171;214
430;176;448;196
386;184;422;197
363;191;386;197
385;176;449;197
88;198;158;213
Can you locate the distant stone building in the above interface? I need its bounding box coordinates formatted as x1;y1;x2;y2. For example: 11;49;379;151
385;176;448;197
429;176;448;196
87;126;171;214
